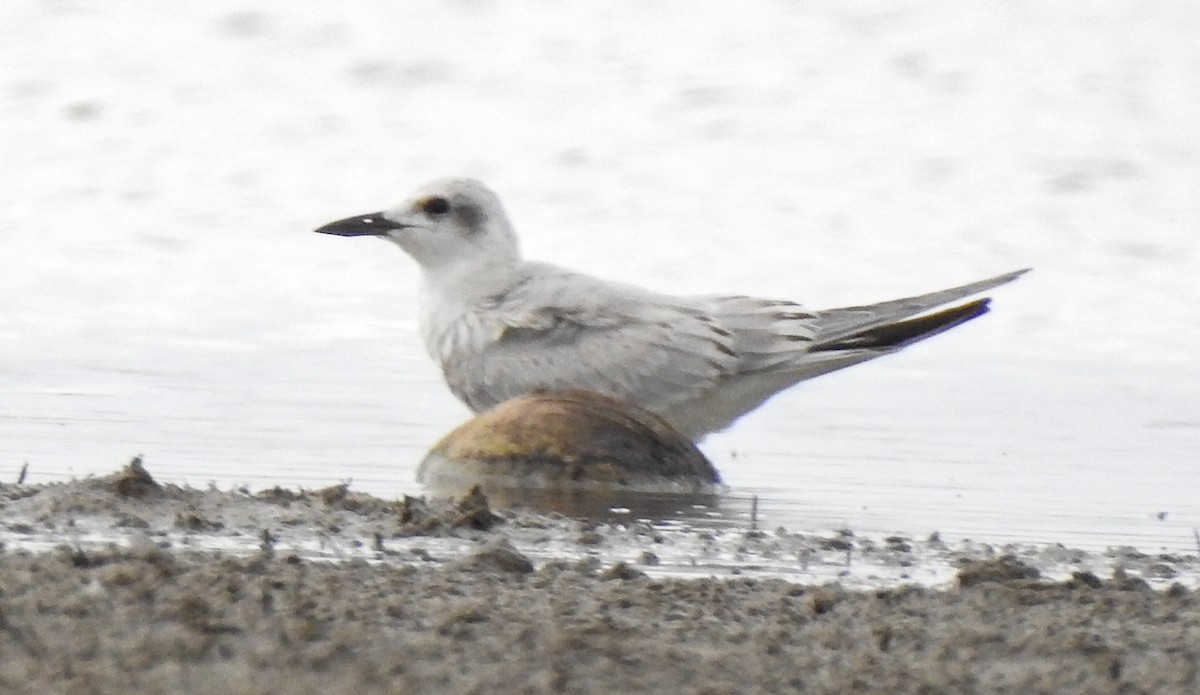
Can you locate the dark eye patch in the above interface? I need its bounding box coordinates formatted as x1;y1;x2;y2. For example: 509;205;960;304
453;201;485;232
420;196;451;215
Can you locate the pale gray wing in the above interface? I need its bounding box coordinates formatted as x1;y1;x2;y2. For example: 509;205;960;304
442;268;741;414
810;268;1029;347
694;295;819;373
692;268;1028;383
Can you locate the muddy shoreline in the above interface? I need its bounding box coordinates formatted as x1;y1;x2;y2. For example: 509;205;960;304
2;461;1199;694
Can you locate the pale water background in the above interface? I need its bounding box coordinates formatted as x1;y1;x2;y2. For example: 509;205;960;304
2;1;1198;553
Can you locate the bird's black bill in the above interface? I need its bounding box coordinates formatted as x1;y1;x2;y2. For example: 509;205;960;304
314;212;408;237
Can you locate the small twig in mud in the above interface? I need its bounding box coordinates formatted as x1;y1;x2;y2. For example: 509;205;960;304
1193;528;1200;556
17;462;28;485
750;495;759;531
260;529;278;554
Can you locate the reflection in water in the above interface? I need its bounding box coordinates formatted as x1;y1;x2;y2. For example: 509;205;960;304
444;484;732;523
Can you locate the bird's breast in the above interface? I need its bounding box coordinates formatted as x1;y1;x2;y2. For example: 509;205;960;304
419;266;526;368
420;302;502;370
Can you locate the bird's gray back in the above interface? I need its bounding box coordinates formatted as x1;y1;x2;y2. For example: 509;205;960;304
427;262;747;416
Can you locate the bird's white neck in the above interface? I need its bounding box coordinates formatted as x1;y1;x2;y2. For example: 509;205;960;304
417;257;522;365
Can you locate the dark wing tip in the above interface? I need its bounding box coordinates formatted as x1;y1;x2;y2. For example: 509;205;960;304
812;298;992;352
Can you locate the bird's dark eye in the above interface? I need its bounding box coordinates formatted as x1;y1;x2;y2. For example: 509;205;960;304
421;196;451;215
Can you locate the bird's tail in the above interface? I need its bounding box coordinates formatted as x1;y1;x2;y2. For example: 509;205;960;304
809;268;1028;351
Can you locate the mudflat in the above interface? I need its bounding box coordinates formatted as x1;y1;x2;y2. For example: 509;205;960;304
1;461;1198;694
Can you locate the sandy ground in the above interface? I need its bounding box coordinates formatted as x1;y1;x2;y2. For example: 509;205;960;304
2;461;1199;694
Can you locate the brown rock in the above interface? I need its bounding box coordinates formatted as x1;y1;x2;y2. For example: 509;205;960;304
418;390;721;514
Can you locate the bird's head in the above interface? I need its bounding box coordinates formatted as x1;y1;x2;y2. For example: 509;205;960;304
314;178;520;270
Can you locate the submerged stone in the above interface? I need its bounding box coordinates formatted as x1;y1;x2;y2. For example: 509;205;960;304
418;390;721;512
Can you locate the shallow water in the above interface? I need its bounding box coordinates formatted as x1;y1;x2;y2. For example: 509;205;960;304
5;338;1197;554
2;1;1198;555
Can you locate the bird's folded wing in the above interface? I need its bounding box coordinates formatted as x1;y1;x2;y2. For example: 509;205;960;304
444;271;741;413
811;268;1029;347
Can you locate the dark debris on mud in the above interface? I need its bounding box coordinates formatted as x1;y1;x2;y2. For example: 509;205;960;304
1;457;505;550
